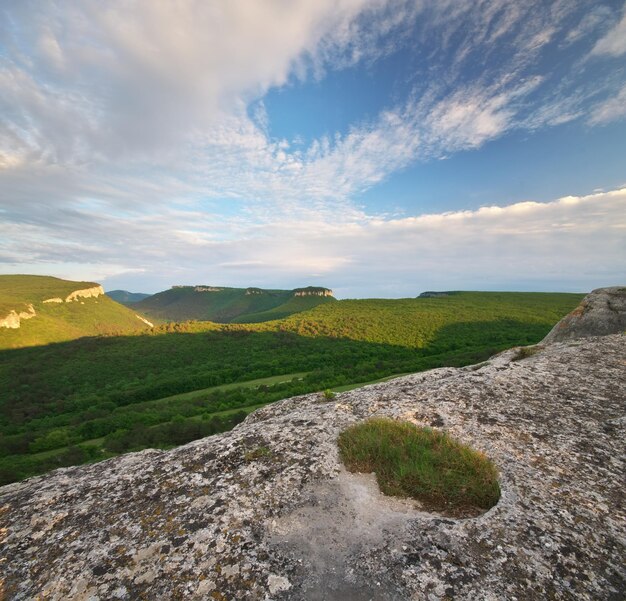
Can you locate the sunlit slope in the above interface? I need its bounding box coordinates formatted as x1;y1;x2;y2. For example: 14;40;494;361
0;275;150;349
230;294;336;323
271;292;585;347
134;285;334;323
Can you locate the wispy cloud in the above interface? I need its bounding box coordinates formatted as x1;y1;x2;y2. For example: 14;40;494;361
589;83;626;125
1;1;625;292
591;4;626;57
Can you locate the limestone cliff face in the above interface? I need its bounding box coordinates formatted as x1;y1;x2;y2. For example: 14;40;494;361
1;295;624;599
293;287;333;297
541;286;626;343
0;304;36;329
65;285;105;302
0;311;20;329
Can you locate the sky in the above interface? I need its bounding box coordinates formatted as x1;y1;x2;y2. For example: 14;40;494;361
1;0;625;298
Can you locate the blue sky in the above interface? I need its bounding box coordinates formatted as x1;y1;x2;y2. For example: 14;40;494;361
0;0;625;297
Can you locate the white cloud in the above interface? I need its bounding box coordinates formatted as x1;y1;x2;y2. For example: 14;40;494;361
563;6;613;46
2;188;624;296
591;5;626;57
589;83;626;125
0;0;407;162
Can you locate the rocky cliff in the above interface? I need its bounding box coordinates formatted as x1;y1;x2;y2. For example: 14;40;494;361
293;287;333;297
1;292;624;600
64;285;105;302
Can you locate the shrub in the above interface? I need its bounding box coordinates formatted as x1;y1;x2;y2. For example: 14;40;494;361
322;389;336;401
338;418;500;516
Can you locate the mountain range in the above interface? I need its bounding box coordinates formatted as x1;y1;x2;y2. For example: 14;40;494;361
121;285;335;323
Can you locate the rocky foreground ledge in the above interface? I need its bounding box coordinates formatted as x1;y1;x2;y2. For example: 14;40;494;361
1;340;625;599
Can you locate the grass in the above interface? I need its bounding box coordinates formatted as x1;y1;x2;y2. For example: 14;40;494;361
148;371;309;404
244;446;272;461
338;418;500;516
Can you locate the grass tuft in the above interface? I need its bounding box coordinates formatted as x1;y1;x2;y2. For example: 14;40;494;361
322;389;336;401
338;418;500;516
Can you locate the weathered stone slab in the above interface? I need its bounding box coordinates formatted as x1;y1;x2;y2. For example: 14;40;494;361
1;335;624;600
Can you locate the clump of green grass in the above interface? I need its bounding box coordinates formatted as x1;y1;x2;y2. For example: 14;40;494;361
338;418;500;516
322;389;336;401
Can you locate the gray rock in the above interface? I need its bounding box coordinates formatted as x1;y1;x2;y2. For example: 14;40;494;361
542;286;626;343
1;335;625;600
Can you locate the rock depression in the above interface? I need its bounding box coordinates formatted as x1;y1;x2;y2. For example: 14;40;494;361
0;291;625;600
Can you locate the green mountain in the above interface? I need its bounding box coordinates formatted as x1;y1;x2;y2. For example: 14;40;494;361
133;284;335;323
0;289;583;484
0;275;152;350
106;290;152;304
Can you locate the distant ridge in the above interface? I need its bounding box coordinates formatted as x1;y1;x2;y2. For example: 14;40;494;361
418;291;461;298
106;290;152;304
133;285;335;323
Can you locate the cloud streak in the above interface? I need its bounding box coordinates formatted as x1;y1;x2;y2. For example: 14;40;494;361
2;188;624;296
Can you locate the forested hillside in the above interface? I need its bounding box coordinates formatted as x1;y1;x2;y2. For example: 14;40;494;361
133;285;334;323
0;291;583;484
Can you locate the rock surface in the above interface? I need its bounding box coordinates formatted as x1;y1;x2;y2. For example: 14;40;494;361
1;331;624;600
0;304;36;329
65;285;105;302
542;286;626;343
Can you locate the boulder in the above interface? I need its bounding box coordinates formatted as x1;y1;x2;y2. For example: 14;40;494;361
542;286;626;343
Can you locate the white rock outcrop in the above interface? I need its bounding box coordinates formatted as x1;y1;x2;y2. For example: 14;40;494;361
65;286;104;302
542;286;626;343
135;314;154;327
0;311;20;329
0;304;36;329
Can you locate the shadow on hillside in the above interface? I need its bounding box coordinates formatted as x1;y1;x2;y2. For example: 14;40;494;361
0;317;553;484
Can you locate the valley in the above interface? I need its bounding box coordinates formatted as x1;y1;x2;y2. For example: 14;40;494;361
0;278;583;485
